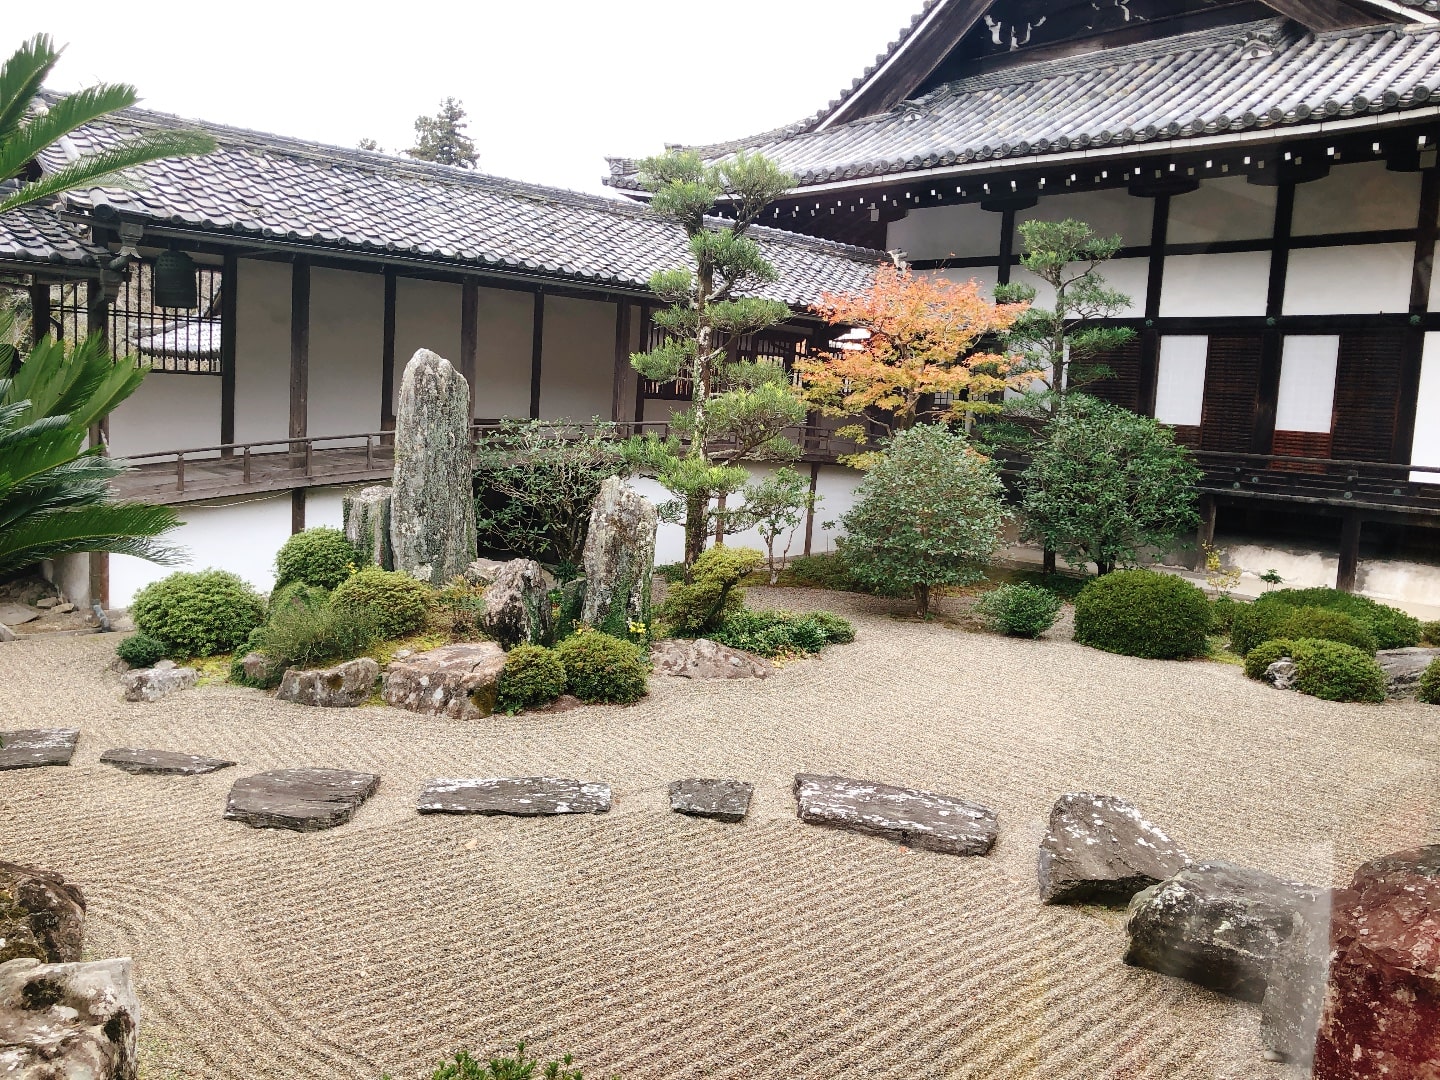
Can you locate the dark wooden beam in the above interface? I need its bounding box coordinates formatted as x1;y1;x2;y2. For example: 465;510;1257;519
1139;194;1170;416
823;0;992;127
611;300;632;423
1262;0;1377;31
803;461;820;557
634;304;650;426
289;256;310;460
27;281;49;350
1395;166;1440;462
380;268;397;440
461;278;478;421
529;290;545;420
85;278;113;611
1194;494;1219;571
1253;180;1295;454
291;488;306;536
996;208;1016;286
1337;510;1363;592
219;251;238;454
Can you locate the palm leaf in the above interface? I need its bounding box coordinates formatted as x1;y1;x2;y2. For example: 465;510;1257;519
0;34;58;144
0;129;216;213
0;501;182;577
0;81;145;182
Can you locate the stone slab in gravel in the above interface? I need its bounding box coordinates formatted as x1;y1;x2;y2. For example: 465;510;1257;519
1037;793;1190;905
0;603;39;626
1124;861;1326;1002
417;777;612;816
223;768;380;831
0;729;78;771
0;956;139;1078
669;778;754;822
793;773;997;856
99;748;236;776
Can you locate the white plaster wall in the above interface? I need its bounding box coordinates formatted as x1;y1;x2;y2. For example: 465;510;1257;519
887;202;1000;260
638;397;687;426
1291;160;1421;236
1411;331;1440;484
1017;187;1154;248
808;464;864;555
538;295;615;423
1275;336;1339;433
233;259;291;447
307;267;384;445
1283;244;1412;315
935;266;1000;298
474;287;534;419
1167;176;1276;244
1159;252;1270;317
1154;336;1208;426
393;277;462;416
107;373;221;459
1011;256;1148;316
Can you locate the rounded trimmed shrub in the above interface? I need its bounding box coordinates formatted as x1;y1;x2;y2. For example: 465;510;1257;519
805;611;856;645
660;546;764;634
1419;658;1440;705
709;609;854;657
554;630;648;704
1244;638;1297;681
1072;569;1211;660
268;581;330;618
116;633;168;668
330;567;429;641
1275;606;1377;655
1229;601;1290;657
1257;588;1420;651
274;527;357;590
974;583;1063;638
1288;639;1386;703
1421;620;1440;647
497;644;568;713
130;569;266;658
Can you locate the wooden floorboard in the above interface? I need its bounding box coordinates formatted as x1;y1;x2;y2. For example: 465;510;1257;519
112;447;395;506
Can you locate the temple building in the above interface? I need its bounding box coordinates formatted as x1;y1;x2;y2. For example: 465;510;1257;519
609;0;1440;603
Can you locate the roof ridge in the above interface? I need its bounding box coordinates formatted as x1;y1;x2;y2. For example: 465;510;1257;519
77;103;884;264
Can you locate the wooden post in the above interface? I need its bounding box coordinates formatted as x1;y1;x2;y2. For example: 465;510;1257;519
220;251;238;455
289;257;310;467
1193;494;1218;571
291;488;306;536
611;300;632;424
86;277;113;610
461;278;478;422
1337;511;1362;593
1395;166;1440;462
1253;180;1295;454
381;268;397;442
802;461;820;556
1138;194;1170;416
633;303;650;424
996;209;1016;286
529;290;544;420
27;281;50;351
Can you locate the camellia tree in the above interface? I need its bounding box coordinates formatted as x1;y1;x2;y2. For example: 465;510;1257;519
734;466;816;585
796;265;1029;465
840;423;1010;617
627;149;807;572
1020;395;1201;575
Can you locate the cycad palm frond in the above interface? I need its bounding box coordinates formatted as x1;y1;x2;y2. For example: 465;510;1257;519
0;502;181;578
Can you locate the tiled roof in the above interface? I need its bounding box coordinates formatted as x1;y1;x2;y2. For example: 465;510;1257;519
0;199;107;270
607;19;1440;191
45;109;883;309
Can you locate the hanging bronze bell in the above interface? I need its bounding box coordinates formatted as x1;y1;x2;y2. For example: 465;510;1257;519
154;249;198;309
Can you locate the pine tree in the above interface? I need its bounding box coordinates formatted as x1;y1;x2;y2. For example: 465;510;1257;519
405;98;478;169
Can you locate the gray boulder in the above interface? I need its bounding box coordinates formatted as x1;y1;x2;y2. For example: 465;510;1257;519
0;622;15;642
236;652;278;687
650;638;772;680
120;660;197;703
275;658;379;708
382;642;507;719
1123;861;1326;1001
343;484;393;570
0;861;86;964
1258;901;1332;1069
1264;658;1298;691
464;558;509;586
389;349;476;586
580;477;656;633
481;559;554;648
0;729;79;771
223;768;380;831
0;957;139;1080
1037;793;1190;905
1376;646;1440;696
794;773;997;856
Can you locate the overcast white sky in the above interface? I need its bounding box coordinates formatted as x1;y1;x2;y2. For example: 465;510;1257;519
14;1;923;194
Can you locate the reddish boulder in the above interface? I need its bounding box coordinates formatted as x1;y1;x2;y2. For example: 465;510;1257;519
1312;845;1440;1079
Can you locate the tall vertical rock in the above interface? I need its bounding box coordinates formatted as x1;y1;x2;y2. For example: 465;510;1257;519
389;350;476;585
580;476;657;634
343;485;393;570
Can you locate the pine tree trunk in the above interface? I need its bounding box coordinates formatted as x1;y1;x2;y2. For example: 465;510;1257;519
682;493;708;580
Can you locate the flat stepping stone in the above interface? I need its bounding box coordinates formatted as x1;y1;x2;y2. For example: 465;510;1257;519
223;768;379;831
100;748;236;776
793;773;998;856
0;729;79;771
417;777;611;816
669;778;753;822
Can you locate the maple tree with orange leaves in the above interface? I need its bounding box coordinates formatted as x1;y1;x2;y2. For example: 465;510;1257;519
795;266;1031;447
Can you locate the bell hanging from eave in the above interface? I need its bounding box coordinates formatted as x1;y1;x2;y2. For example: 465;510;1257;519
154;249;198;309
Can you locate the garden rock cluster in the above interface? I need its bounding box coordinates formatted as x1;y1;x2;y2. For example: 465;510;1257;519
382;642;507;719
120;660;197;702
0;956;139;1080
481;559;553;648
0;860;86;964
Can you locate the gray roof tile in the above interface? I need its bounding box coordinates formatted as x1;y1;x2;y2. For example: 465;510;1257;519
47;110;882;308
0;201;107;269
608;19;1440;191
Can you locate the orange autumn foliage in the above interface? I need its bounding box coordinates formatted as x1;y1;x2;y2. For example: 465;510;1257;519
795;266;1031;434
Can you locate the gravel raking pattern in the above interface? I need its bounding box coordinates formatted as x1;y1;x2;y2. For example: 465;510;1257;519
1;587;1437;1079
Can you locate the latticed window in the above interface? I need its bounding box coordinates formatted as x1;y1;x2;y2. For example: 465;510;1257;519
641;323;809;398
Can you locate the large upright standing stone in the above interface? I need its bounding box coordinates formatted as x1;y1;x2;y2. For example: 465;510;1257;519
390;350;476;585
343;484;393;570
580;476;657;633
